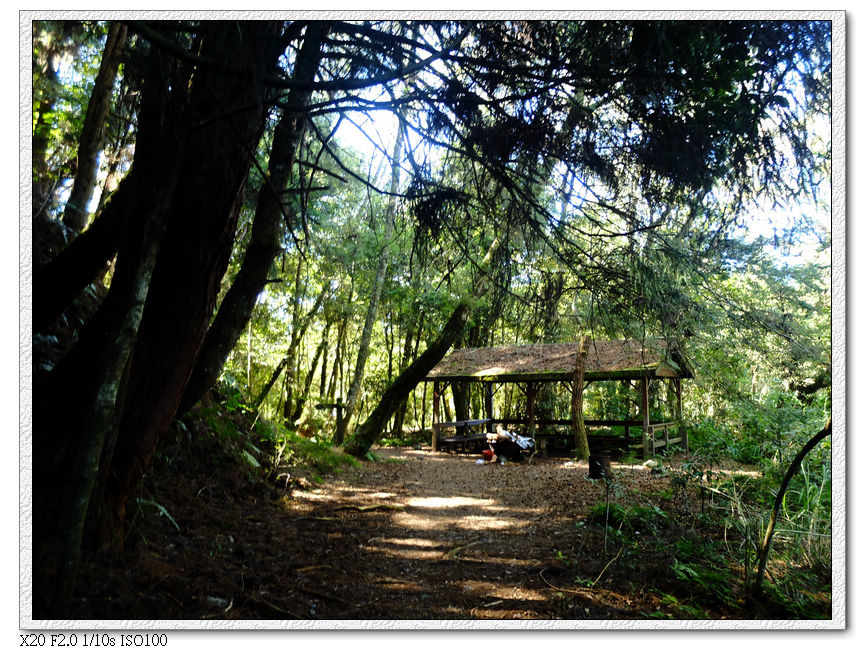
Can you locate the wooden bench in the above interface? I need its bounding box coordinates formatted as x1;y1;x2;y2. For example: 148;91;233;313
434;419;492;453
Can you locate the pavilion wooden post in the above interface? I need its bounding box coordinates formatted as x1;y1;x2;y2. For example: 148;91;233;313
675;377;687;452
484;383;495;433
526;382;537;444
571;336;591;460
641;376;653;459
622;380;632;450
432;381;440;452
624;382;631;441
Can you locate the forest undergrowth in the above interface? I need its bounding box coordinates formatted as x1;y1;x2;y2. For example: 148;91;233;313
67;392;832;622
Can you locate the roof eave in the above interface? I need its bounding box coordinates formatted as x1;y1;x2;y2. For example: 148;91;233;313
424;365;679;383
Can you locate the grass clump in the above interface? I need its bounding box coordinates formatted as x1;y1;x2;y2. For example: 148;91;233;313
587;502;670;534
262;423;360;480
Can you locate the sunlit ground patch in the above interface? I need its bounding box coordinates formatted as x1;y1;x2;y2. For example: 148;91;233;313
363;537;444;561
459;579;547;602
407;495;495;509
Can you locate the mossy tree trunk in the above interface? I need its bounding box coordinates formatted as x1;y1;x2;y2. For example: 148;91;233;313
344;302;468;457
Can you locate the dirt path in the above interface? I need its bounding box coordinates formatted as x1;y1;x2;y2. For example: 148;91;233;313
280;447;651;620
71;445;766;621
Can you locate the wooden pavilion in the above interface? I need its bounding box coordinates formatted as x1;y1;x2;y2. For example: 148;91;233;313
422;338;694;459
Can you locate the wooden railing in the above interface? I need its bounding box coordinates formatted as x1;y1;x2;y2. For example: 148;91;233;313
636;421;688;457
431;417;688;458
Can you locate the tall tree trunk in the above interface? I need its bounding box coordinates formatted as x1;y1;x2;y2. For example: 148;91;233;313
95;86;137;215
391;397;408;437
283;356;299;424
384;315;394;384
253;274;328;420
62;22;128;233
327;311;348;402
391;322;418;435
339;121;404;443
449;327;469;422
452;380;469;422
420;380;427;431
253;356;289;413
283;282;329;422
84;22;282;551
344;302;469;457
178;23;327;416
291;323;331;422
32;25;197;614
319;325;330;398
282;258;308;420
46;160;172;618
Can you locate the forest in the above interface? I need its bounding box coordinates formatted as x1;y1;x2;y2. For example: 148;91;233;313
29;18;834;623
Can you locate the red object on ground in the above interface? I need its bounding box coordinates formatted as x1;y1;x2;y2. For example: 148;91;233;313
482;449;494;461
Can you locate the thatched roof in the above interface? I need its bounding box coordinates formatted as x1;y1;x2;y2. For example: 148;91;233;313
425;339;693;383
